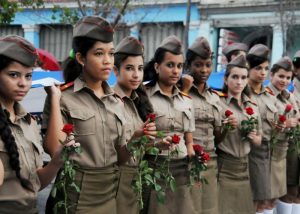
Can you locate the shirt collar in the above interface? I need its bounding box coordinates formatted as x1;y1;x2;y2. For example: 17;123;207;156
114;83;139;101
149;82;180;97
73;77;114;97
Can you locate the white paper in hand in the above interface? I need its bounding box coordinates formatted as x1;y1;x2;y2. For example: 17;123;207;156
32;77;64;88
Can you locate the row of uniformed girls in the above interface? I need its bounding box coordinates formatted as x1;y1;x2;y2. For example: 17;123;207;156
1;14;300;214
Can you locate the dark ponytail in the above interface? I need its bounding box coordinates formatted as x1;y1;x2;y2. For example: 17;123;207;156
63;37;99;83
246;54;268;69
114;53;154;121
143;48;167;84
0;108;33;191
134;85;154;122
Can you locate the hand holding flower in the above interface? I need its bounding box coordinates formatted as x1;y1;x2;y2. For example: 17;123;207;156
240;107;259;141
286;117;298;128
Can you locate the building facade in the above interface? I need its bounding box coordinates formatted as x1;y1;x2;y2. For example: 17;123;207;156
2;0;300;71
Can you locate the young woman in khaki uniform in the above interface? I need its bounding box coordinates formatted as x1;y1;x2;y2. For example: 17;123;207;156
266;57;299;214
113;36;156;214
143;35;196;214
276;53;300;214
42;16;155;214
0;35;74;214
284;50;300;213
181;37;226;214
217;55;262;214
247;44;282;214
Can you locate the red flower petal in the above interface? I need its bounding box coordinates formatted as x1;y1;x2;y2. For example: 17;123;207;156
172;134;181;144
225;110;233;117
62;124;74;135
245;107;254;116
278;115;287;123
285;104;293;113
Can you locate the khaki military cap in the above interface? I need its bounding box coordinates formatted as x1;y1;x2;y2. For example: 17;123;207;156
274;56;293;71
0;35;37;67
73;16;114;42
222;42;248;57
248;44;269;59
115;36;143;55
158;35;183;54
227;54;248;69
188;36;212;59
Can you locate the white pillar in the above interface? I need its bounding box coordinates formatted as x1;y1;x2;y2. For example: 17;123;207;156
22;24;40;48
271;24;286;65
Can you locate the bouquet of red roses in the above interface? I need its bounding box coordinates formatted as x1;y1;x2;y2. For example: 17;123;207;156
190;144;210;186
240;107;258;141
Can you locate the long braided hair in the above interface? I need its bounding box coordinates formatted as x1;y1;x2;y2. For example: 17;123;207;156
0;55;33;191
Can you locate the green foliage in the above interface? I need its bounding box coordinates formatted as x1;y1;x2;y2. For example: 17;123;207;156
0;1;19;24
240;116;258;141
51;136;82;214
287;124;300;154
0;0;44;24
128;131;180;209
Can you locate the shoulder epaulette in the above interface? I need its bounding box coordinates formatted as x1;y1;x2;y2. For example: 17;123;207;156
212;90;227;97
248;100;257;106
30;114;37;121
113;93;124;102
60;82;74;91
179;91;192;99
265;87;275;96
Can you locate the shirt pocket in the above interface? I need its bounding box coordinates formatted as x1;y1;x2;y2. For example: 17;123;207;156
69;109;96;135
154;110;167;130
265;103;277;124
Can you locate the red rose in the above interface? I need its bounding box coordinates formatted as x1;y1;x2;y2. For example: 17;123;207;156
285;104;293;113
172;134;180;145
278;115;287;123
225;110;233;117
201;152;210;162
147;113;156;122
245;107;254;116
62;124;74;135
193;144;203;155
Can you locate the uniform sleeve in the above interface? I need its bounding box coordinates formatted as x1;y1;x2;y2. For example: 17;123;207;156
41;95;50;130
42;95;70;130
213;101;223;127
116;108;127;147
183;99;195;133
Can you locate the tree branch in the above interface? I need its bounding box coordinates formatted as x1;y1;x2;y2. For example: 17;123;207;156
76;0;86;16
113;0;130;27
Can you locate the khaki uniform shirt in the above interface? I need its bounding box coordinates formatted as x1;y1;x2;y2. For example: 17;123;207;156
43;78;126;168
113;84;143;166
250;86;279;142
0;103;43;214
189;84;222;154
293;78;300;110
218;93;262;158
146;82;195;159
267;83;299;143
